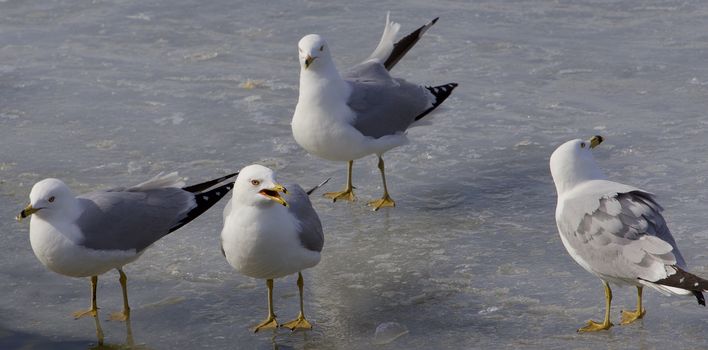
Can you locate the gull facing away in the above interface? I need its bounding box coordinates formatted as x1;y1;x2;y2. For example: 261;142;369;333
550;136;708;332
292;13;458;210
17;172;237;320
220;165;326;332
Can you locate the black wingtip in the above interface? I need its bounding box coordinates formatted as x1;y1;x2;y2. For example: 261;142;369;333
170;182;234;233
414;83;459;121
306;178;331;196
643;265;708;304
182;172;239;193
383;16;439;71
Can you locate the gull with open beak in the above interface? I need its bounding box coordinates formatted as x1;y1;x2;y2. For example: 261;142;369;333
220;164;325;332
16;172;236;320
551;135;708;332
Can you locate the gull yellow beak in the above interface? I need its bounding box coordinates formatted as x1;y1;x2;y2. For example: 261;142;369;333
16;204;39;222
304;55;316;69
259;184;288;207
589;135;604;149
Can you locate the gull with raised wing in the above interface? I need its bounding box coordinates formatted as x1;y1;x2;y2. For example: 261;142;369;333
292;13;458;210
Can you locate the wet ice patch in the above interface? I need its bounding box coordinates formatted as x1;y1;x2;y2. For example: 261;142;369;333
478;306;500;315
154;113;185;126
126;13;151;21
86;140;116;150
0;110;24;120
184;51;219;62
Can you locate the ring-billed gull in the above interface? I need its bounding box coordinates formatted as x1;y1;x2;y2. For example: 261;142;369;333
16;172;236;320
292;13;458;210
550;136;708;332
220;165;326;332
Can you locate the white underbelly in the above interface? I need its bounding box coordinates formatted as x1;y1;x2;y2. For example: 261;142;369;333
291;101;409;161
29;219;141;277
221;206;321;280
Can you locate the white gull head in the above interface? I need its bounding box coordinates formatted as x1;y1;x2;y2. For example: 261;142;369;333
298;34;334;71
21;178;79;222
549;135;606;196
233;165;288;208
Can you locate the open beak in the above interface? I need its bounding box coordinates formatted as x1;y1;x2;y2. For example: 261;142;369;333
589;135;604;149
16;204;40;222
304;55;316;69
259;184;288;207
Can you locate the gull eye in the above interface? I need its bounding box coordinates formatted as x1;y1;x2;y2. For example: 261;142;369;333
251;180;260;186
48;196;55;203
580;142;586;149
319;45;324;51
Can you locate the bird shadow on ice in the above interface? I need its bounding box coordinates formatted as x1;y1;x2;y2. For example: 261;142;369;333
397;144;555;215
88;315;152;350
0;314;150;350
402;164;552;216
0;323;100;350
0;324;93;350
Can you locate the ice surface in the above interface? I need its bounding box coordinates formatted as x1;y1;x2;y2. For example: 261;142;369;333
373;322;408;345
2;0;708;349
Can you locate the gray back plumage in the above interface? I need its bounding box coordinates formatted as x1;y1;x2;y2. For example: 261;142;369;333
285;183;324;252
559;188;687;283
344;62;432;138
75;187;194;252
576;191;686;268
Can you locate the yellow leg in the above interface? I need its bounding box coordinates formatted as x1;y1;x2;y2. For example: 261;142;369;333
73;276;99;319
92;313;105;346
324;160;356;202
620;286;646;325
125;313;135;347
253;279;278;333
578;281;614;332
109;268;131;321
367;156;395;211
281;272;313;331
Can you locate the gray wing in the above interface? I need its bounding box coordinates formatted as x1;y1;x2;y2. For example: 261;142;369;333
345;60;395;81
344;62;433;138
75;188;195;252
560;190;685;281
285;184;324;252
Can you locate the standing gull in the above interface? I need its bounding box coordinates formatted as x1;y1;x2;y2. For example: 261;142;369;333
17;172;236;320
550;136;708;332
220;165;325;332
292;13;458;210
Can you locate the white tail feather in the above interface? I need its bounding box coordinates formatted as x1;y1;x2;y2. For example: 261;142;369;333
129;172;186;191
365;12;401;64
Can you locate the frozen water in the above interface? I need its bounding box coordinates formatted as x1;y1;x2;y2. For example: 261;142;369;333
373;322;408;345
2;0;708;349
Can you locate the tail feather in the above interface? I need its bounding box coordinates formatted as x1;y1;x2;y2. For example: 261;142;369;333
694;291;706;306
641;265;708;306
414;83;458;121
366;12;401;66
306;178;331;196
129;172;185;191
170;182;234;233
182;172;239;193
384;16;439;70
